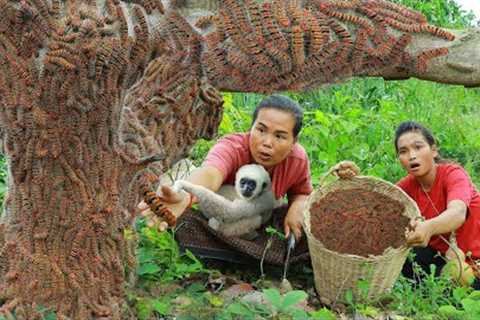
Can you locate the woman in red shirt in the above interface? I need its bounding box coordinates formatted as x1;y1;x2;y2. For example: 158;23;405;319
337;121;480;288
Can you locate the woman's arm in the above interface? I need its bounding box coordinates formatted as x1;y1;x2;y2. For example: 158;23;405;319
284;194;309;240
138;165;224;229
406;200;467;247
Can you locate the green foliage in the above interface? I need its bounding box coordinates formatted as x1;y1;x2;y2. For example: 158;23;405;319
343;278;383;317
391;0;476;28
136;221;206;283
437;289;480;320
35;305;57;320
218;288;312;320
309;308;337;320
387;258;480;319
207;78;480;188
264;288;308;316
133;296;171;320
265;226;286;241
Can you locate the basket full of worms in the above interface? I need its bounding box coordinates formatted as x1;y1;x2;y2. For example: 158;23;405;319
304;176;420;303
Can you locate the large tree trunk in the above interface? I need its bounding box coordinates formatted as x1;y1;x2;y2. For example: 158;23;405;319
0;1;223;318
0;0;478;318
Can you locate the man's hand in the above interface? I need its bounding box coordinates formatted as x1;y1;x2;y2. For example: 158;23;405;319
405;219;433;247
333;160;360;179
284;195;308;241
137;185;191;231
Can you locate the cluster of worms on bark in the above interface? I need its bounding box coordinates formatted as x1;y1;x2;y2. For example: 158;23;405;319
310;188;410;257
198;0;455;92
0;0;222;319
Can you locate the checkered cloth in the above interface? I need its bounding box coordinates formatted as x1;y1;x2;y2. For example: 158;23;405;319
175;206;310;266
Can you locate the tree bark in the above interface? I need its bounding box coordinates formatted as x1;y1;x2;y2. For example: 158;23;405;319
0;1;222;318
176;0;480;91
0;0;478;318
376;29;480;87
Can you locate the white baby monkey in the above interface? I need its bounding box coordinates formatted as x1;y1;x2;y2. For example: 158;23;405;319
173;164;278;238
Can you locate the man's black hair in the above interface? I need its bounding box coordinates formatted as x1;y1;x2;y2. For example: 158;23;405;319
251;95;303;137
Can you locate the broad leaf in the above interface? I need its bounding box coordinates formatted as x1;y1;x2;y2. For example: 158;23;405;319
137;263;161;275
282;290;308;309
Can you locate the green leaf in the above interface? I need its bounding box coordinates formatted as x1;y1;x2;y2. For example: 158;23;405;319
282;290;308;309
315;110;331;127
137;247;157;263
225;302;253;316
359;306;380;318
263;288;283;310
461;298;480;314
453;287;469;303
152;300;170;315
309;307;337;320
344;289;354;306
207;294;224;307
137;262;161;275
468;290;480;300
291;308;310;319
438;305;464;318
136;299;153;320
356;279;370;297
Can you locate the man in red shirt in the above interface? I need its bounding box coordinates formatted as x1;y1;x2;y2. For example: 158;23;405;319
139;95;313;241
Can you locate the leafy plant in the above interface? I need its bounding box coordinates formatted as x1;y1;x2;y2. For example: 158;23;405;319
438;289;480;320
136;222;207;283
309;308;337;320
134;296;171;320
265;226;286;241
264;288;309;318
218;288;311;320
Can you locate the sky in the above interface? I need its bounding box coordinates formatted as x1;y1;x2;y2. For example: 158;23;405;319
454;0;480;21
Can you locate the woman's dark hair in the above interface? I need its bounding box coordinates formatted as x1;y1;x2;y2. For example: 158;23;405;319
251;95;303;138
394;121;447;163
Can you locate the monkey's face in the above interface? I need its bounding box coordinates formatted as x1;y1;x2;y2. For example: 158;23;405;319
238;177;264;199
235;164;271;201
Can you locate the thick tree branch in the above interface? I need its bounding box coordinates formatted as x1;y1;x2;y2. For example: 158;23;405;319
367;29;480;87
176;0;480;91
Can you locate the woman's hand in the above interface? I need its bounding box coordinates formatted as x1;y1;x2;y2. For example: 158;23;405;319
333;161;360;179
284;209;303;241
137;185;191;231
405;219;433;247
284;195;308;241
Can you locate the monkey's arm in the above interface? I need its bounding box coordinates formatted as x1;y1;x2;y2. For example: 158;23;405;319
218;192;277;222
173;180;259;221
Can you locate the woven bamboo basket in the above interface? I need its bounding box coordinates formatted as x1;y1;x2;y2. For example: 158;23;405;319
304;176;420;303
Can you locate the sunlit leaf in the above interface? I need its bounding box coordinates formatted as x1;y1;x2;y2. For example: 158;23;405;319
225;302;253;316
263;288;283;310
152;300;170;315
282;290;308;309
309;307;337;320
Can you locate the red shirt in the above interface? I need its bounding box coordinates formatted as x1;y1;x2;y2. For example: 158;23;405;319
397;163;480;258
203;133;313;199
